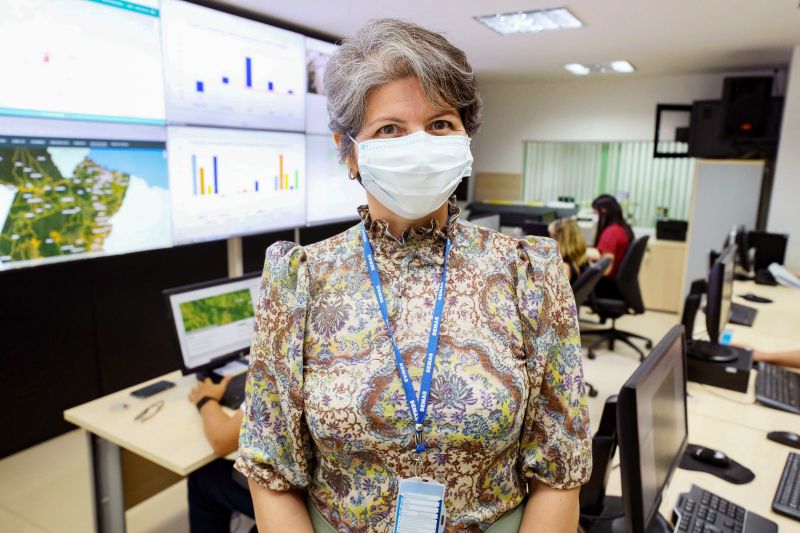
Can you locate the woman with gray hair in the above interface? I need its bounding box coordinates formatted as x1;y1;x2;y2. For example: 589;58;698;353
236;18;591;533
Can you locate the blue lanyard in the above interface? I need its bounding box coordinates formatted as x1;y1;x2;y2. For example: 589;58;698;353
359;223;451;454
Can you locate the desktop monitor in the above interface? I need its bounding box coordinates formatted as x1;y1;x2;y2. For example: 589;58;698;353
705;244;735;345
617;325;688;533
747;231;788;271
164;273;261;375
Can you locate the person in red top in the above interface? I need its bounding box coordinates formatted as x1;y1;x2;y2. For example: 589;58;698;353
590;194;633;299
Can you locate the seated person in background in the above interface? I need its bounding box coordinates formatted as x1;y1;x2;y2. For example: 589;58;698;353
549;218;588;282
187;376;254;533
587;194;634;299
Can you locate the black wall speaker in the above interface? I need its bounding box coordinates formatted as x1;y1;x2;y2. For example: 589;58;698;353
721;76;773;138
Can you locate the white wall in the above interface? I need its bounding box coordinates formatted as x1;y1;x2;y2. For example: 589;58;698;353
472;70;776;174
768;46;800;269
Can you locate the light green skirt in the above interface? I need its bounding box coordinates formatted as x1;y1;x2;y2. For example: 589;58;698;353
307;497;525;532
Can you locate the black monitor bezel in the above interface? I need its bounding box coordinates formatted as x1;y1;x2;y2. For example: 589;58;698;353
617;325;688;533
705;244;735;343
162;271;261;375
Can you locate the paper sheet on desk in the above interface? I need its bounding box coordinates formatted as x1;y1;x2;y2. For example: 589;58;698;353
215;359;248;376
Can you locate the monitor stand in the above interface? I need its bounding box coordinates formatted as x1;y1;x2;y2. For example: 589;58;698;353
686;339;737;363
581;498;671;533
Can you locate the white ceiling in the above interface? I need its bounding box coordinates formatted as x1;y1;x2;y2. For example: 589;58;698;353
214;0;800;81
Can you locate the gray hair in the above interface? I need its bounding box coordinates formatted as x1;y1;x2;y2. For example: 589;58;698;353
324;18;482;163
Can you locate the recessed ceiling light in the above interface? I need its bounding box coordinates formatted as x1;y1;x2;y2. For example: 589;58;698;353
564;61;637;75
475;7;583;35
564;63;591;75
610;60;635;73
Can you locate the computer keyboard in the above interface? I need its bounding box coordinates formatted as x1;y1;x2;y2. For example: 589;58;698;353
773;452;800;522
672;485;777;533
220;372;247;409
729;302;757;327
755;362;800;415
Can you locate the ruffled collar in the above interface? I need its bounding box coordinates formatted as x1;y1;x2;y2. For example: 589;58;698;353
357;196;461;246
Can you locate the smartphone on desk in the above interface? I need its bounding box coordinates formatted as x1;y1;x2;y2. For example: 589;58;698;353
130;380;175;399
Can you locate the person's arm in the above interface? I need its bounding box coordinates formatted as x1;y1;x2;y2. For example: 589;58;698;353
187;375;244;456
515;238;592;531
234;243;315;532
248;482;314;533
520;481;580;533
753;349;800;369
595;227;621;276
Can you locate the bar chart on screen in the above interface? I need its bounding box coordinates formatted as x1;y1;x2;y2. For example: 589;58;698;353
161;0;305;131
167;127;306;244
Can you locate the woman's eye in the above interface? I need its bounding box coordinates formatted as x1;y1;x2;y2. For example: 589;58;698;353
379;124;397;135
431;120;451;131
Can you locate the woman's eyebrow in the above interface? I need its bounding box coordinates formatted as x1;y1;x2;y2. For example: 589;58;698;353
426;110;460;121
364;116;407;128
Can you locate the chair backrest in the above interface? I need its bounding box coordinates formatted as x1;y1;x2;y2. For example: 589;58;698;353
571;257;611;308
613;235;649;314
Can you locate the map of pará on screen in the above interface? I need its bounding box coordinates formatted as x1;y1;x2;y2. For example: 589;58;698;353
0;141;171;267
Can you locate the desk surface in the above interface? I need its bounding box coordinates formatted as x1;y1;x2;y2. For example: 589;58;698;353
64;370;230;476
727;281;800;351
606;411;797;531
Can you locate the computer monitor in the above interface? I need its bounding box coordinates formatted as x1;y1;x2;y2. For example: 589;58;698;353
705;244;735;345
617;325;688;533
724;225;751;275
747;231;788;271
164;273;261;375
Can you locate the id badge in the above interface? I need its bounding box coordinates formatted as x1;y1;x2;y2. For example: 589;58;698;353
393;477;446;533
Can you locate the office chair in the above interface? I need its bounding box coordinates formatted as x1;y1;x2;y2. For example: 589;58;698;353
582;236;653;361
571;257;612;398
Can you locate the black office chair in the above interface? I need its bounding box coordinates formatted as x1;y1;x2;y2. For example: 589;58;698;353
582;236;653;361
571;257;611;398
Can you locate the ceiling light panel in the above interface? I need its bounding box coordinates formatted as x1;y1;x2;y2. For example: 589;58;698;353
475;7;583;35
563;61;636;75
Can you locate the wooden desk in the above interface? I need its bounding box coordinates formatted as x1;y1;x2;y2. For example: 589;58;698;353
685;280;800;428
726;281;800;351
64;371;233;533
605;412;796;531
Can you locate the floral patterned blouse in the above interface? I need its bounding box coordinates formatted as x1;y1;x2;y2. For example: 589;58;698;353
235;200;592;532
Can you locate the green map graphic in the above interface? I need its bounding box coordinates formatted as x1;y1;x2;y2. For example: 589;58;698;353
180;289;255;333
0;147;130;261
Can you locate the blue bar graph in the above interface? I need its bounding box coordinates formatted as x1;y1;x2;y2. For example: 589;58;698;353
191;155;197;195
222;77;229;84
245;57;252;88
196;81;204;92
213;156;219;194
255;181;259;192
268;81;274;91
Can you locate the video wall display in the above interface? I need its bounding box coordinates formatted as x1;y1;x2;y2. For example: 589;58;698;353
305;37;338;135
161;0;306;131
0;0;165;125
0;0;358;271
167;127;306;244
0;118;171;270
306;135;364;225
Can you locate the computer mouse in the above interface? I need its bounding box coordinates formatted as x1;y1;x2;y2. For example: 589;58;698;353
767;431;800;449
741;293;773;304
692;447;731;467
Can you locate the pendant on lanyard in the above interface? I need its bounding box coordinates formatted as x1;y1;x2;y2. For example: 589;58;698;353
359;223;451;476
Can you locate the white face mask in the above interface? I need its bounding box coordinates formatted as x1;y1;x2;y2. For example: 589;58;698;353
350;131;473;220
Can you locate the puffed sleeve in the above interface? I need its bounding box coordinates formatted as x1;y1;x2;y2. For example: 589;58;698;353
234;241;313;490
515;237;592;489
